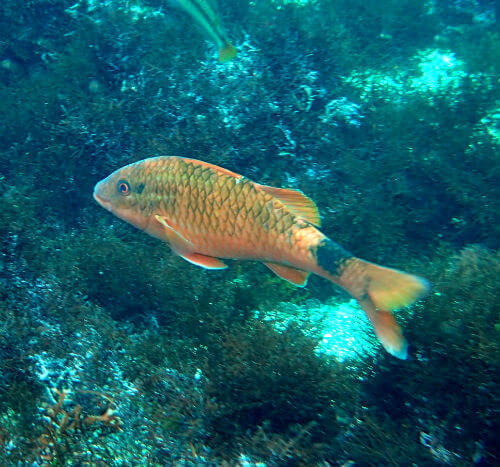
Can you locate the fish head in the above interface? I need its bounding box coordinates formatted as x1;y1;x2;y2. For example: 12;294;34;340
93;161;150;231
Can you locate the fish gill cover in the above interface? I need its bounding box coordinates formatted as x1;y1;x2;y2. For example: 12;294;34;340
0;0;499;465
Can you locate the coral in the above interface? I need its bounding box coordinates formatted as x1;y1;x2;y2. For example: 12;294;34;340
35;388;122;464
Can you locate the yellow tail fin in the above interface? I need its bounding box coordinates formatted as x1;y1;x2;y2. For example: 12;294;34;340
339;259;429;359
359;261;429;311
359;296;409;359
218;42;237;62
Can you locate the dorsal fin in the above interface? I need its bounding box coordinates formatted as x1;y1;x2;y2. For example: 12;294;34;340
182;158;243;180
258;184;321;227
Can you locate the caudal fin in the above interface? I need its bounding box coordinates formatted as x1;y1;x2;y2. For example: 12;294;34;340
358;296;409;359
339;258;429;359
218;42;237;62
357;260;429;311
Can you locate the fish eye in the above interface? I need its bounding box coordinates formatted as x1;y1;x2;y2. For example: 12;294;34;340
117;180;130;196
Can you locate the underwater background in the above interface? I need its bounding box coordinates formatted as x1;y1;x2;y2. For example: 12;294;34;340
0;0;499;465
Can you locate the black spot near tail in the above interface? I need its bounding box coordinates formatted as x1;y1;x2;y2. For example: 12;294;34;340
315;238;351;276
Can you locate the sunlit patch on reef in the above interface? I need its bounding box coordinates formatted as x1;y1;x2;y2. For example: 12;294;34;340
344;48;493;106
256;299;377;361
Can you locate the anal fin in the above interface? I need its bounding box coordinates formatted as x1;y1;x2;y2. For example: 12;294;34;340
264;262;310;287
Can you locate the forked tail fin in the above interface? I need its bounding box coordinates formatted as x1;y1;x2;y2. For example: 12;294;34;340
358;295;409;359
351;260;429;311
338;258;429;359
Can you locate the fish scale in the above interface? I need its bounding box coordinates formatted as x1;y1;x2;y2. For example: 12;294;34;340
166;161;246;251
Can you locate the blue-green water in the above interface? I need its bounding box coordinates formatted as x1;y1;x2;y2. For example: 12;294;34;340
0;0;498;465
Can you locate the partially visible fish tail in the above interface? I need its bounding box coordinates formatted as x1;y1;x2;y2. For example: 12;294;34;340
360;260;429;311
218;42;237;62
358;295;409;360
338;258;429;359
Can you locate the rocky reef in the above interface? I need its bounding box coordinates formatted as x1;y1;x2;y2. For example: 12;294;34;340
0;0;499;465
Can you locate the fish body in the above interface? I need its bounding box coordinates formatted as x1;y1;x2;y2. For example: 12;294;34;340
173;0;237;62
94;156;429;359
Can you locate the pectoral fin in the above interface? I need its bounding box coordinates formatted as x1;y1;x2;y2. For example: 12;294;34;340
154;215;227;270
181;253;227;269
264;263;310;287
154;214;193;252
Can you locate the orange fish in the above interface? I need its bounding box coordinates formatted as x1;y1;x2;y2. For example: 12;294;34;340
94;156;429;359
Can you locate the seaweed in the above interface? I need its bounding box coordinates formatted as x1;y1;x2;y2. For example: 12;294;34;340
358;246;500;465
200;318;359;463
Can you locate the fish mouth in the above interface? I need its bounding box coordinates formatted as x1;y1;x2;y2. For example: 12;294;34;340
93;187;112;212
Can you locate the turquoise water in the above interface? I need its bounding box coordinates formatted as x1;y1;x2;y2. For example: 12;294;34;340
0;0;498;465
